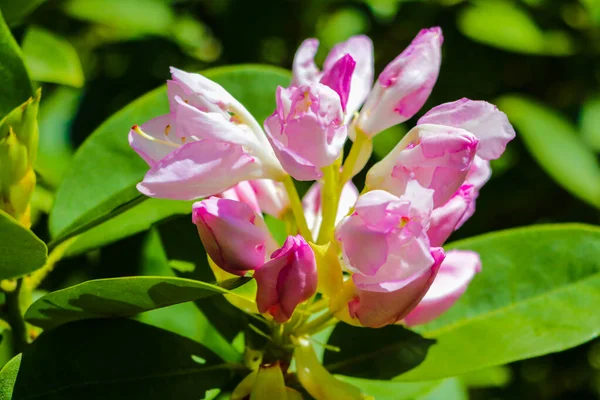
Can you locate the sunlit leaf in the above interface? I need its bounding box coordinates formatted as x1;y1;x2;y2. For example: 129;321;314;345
22;27;84;88
0;210;47;280
0;10;33;118
580;95;600;152
395;224;600;380
458;2;574;55
25;275;251;330
497;95;600;209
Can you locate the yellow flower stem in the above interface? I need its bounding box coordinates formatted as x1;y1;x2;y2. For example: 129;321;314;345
338;128;370;186
316;164;339;244
29;237;77;290
282;175;312;240
295;310;336;336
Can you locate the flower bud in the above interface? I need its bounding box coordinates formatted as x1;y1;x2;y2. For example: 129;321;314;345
254;235;317;322
357;28;443;136
0;90;41;226
131;68;284;201
264;84;347;180
292;35;374;117
348;248;445;328
418;98;516;160
366;123;478;207
405;250;481;326
192;197;277;276
303;180;359;241
219;179;290;218
335;186;435;292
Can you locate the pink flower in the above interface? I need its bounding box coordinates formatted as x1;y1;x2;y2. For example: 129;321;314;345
348;248;445;328
366;124;479;208
335;185;435;292
427;185;476;247
292;35;374;117
130;68;284;200
264;84;347;180
405;250;481;326
302;181;359;241
192;197;277;276
218;179;289;218
357;28;443;136
418;98;516;160
254;235;318;322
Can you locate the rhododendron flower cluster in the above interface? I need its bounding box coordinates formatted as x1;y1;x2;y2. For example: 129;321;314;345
129;27;515;398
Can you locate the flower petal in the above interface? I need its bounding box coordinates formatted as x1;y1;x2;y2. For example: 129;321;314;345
418;98;516;160
137;139;262;200
128;114;176;166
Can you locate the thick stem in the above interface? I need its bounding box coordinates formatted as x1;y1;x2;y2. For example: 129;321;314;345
316;165;339;244
5;278;28;354
29;237;76;290
338;128;370;186
282;175;312;240
295;310;336;336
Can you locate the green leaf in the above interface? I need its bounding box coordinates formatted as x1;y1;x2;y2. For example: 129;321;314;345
497;95;600;209
35;87;80;187
0;210;47;280
0;10;33;118
324;324;435;380
1;319;240;399
24;275;251;330
415;378;467;400
459;365;511;388
396;224;600;381
22;27;84;88
63;0;175;36
0;0;45;26
457;2;574;56
135;229;241;362
64;197;193;256
336;376;440;400
49;65;290;247
580;95;600;152
0;354;20;400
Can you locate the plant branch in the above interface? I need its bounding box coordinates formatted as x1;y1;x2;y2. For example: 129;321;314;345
5;278;28;354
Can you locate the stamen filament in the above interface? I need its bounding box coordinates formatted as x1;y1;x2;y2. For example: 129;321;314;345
132;125;179;148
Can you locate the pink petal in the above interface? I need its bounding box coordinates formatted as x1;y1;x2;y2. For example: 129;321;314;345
418;98;516;160
357;27;443;135
128;114;176;166
291;39;321;85
320;54;356;111
137;139;262;200
427;185;476;247
404;250;481;326
349;248;445;328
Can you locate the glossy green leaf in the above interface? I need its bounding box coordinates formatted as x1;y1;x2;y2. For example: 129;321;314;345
25;275;251;330
324;324;435;380
22;26;84;87
415;378;467;400
63;0;175;36
497;95;600;209
458;2;573;55
396;224;600;381
0;10;33;118
0;354;20;400
0;0;45;26
580;95;600;152
64;197;193;256
0;210;47;280
136;229;240;362
1;319;240;399
460;365;511;388
336;376;440;400
49;65;290;248
35;87;80;187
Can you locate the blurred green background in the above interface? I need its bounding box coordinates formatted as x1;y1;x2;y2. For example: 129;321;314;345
4;0;600;398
